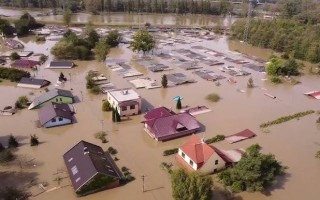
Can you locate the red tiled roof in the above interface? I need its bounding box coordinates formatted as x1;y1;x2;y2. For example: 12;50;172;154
180;134;214;169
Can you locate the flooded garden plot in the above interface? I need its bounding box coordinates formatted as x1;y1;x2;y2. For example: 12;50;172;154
193;70;226;81
1;25;320;200
166;73;196;86
135;59;172;72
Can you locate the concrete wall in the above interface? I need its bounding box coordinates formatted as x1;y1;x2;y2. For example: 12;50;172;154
44;117;72;128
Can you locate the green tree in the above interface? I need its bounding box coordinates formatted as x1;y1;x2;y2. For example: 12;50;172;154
130;30;156;54
0;18;14;36
161;74;168;88
171;168;213;200
15;96;29;109
219;144;284;192
0;187;29;200
87;29;100;48
14;12;43;36
106;30;121;47
8;135;19;148
94;40;110;62
63;9;72;26
176;98;182;110
30;134;39;146
39;54;47;63
10;52;20;61
102;100;112;111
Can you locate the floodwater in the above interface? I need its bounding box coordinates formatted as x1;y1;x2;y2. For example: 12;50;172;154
0;7;235;26
0;30;320;200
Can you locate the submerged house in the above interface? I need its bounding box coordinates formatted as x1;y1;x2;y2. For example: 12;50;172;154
47;61;75;69
177;134;226;174
28;89;74;110
11;59;41;69
63;141;122;196
17;77;50;89
142;106;201;141
4;39;24;49
38;102;74;128
107;88;142;117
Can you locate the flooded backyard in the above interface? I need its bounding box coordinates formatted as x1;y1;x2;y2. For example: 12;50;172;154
0;26;320;200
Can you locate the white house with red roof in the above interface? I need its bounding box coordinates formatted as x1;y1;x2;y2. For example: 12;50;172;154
177;134;226;174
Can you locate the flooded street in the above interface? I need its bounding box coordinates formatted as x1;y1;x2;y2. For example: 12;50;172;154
0;28;320;200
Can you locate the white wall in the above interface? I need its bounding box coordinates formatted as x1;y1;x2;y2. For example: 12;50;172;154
107;93;141;117
178;149;198;171
44;117;72;128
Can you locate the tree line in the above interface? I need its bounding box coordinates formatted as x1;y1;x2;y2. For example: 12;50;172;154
231;19;320;63
0;0;233;15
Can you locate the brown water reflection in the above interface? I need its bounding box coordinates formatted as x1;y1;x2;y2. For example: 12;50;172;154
0;32;320;200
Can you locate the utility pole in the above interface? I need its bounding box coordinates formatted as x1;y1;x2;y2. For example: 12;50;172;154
243;0;254;42
141;175;145;192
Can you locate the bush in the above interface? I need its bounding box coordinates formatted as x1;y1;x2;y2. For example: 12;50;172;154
35;36;46;42
317;117;320;124
260;110;315;128
90;85;100;94
316;150;320;159
39;54;48;63
106;30;121;47
30;134;39;146
0;67;30;82
160;162;173;173
205;135;225;144
0;150;15;163
94;131;108;143
102;100;111;111
247;77;254;88
206;93;220;102
163;148;178;156
10;52;20;61
108;147;118;155
270;76;283;84
7;135;19;148
15;96;29;109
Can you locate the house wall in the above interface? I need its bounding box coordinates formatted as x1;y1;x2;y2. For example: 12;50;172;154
17;83;41;89
178;148;197;171
200;153;226;174
107;93;141;117
44;117;72;128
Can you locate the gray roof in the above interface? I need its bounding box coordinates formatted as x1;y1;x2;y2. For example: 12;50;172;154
63;141;122;192
49;61;74;68
29;89;73;109
38;102;73;125
19;77;50;87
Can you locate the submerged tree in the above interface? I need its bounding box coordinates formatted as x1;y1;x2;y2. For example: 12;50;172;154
10;52;20;61
161;74;168;88
247;77;254;88
94;40;110;62
8;135;19;148
63;9;72;26
106;30;121;47
30;134;39;146
130;30;156;54
219;144;284;193
176;98;182;110
171;168;213;200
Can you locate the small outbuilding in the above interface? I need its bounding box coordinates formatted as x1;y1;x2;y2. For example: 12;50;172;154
107;88;142;117
63;141;122;196
38;102;74;128
47;61;75;69
28;88;74;110
17;77;50;89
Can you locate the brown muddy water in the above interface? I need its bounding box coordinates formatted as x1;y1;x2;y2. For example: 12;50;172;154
0;7;236;26
0;31;320;200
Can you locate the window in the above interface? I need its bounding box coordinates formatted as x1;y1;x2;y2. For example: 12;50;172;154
51;118;56;122
189;160;193;166
130;105;135;110
121;106;127;111
58;117;63;121
215;160;218;165
56;98;58;102
60;98;62;101
181;152;185;158
71;165;78;175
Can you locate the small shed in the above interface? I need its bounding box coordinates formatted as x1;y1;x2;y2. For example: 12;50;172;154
4;39;24;49
18;77;50;89
47;61;75;69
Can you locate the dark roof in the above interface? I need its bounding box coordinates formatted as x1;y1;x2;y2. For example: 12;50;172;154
49;61;74;68
4;39;24;48
38;102;73;125
11;59;40;68
19;77;50;87
63;141;122;192
144;107;200;139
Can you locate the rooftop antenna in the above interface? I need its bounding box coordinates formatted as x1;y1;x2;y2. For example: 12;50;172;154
243;0;255;43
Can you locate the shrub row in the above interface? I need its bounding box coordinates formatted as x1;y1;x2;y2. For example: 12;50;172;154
205;135;225;144
260;110;315;128
0;67;30;82
163;148;178;156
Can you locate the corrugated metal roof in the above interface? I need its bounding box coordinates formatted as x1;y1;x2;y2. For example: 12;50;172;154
29;89;73;109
